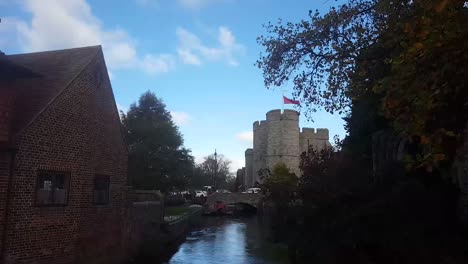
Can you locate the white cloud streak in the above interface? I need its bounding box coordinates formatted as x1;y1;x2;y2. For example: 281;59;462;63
170;111;191;126
135;0;158;7
230;157;244;173
6;0;244;75
141;54;176;74
14;0;172;75
176;26;245;66
235;131;253;144
178;0;229;10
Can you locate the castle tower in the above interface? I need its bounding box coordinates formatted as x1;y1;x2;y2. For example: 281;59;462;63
244;109;331;188
253;119;268;185
264;109;300;177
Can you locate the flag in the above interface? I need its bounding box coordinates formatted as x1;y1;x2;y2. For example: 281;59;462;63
283;96;300;105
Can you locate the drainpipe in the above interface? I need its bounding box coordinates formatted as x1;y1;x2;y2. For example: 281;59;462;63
0;147;17;263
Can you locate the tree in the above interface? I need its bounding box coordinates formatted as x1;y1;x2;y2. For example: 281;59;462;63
257;0;468;169
198;153;233;189
189;166;211;189
299;146;371;206
121;91;194;191
263;164;298;203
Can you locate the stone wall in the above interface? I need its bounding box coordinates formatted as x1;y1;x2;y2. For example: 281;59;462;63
371;131;406;185
253;119;268;185
245;149;253;188
299;128;332;154
125;189;163;260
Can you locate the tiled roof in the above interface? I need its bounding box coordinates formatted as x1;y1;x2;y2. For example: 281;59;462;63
0;46;101;138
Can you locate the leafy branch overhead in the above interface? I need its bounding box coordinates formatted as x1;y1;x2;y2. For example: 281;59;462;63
257;0;468;168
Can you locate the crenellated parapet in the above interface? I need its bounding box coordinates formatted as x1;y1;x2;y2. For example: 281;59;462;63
253;120;267;131
265;109;299;121
300;127;330;140
266;109;282;121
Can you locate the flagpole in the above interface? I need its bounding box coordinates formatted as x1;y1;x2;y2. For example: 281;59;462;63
281;90;286;113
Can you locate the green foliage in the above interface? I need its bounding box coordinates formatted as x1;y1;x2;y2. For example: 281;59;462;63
375;0;468;169
264;163;298;190
299;146;372;206
121;91;194;192
256;0;390;116
263;163;298;207
189;166;211;189
257;0;468;170
190;153;233;189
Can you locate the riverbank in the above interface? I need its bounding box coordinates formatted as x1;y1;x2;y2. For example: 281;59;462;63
129;204;203;263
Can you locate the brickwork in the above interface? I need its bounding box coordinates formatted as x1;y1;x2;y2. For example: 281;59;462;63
1;48;128;264
0;86;14;142
245;109;331;187
0;152;12;255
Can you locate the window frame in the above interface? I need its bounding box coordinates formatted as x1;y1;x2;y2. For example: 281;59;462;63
34;169;71;207
93;174;110;205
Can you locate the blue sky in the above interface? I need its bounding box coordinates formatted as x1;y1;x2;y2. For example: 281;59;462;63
0;0;346;172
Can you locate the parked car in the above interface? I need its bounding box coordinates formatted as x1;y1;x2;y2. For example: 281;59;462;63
244;187;261;194
195;190;206;198
216;189;231;194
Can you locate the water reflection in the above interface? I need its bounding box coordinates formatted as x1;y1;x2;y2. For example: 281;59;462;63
168;217;288;264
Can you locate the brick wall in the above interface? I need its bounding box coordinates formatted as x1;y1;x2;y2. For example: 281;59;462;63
2;51;128;264
0;86;14;142
0;151;12;256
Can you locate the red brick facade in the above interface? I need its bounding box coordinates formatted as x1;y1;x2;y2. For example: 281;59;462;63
0;47;128;264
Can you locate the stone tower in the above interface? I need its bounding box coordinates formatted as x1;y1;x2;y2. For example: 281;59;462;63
244;109;331;188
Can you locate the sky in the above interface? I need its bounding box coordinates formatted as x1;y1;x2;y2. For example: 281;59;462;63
0;0;347;172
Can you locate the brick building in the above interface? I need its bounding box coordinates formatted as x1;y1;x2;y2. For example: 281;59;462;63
0;46;128;263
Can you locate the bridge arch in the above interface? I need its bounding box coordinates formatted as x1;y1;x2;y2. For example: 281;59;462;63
206;193;262;211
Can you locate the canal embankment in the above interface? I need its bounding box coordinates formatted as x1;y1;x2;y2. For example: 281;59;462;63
129;200;203;263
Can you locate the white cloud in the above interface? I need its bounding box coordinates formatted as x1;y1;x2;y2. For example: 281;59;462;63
178;0;228;10
141;54;175;75
108;70;115;80
15;0;171;75
235;131;253;144
170;111;191;126
177;49;201;65
176;26;245;66
135;0;158;7
116;103;128;114
0;17;22;50
230;157;244;173
194;156;204;165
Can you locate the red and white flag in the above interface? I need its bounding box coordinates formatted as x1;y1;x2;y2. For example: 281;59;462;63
283;96;300;105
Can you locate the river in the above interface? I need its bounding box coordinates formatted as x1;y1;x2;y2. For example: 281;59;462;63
165;216;290;264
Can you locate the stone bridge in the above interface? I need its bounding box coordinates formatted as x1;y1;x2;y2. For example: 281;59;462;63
206;193;262;208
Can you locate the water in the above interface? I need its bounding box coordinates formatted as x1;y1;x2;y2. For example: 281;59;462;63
166;216;290;264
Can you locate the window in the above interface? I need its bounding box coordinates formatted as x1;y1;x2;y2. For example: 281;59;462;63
93;175;110;205
36;170;70;206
